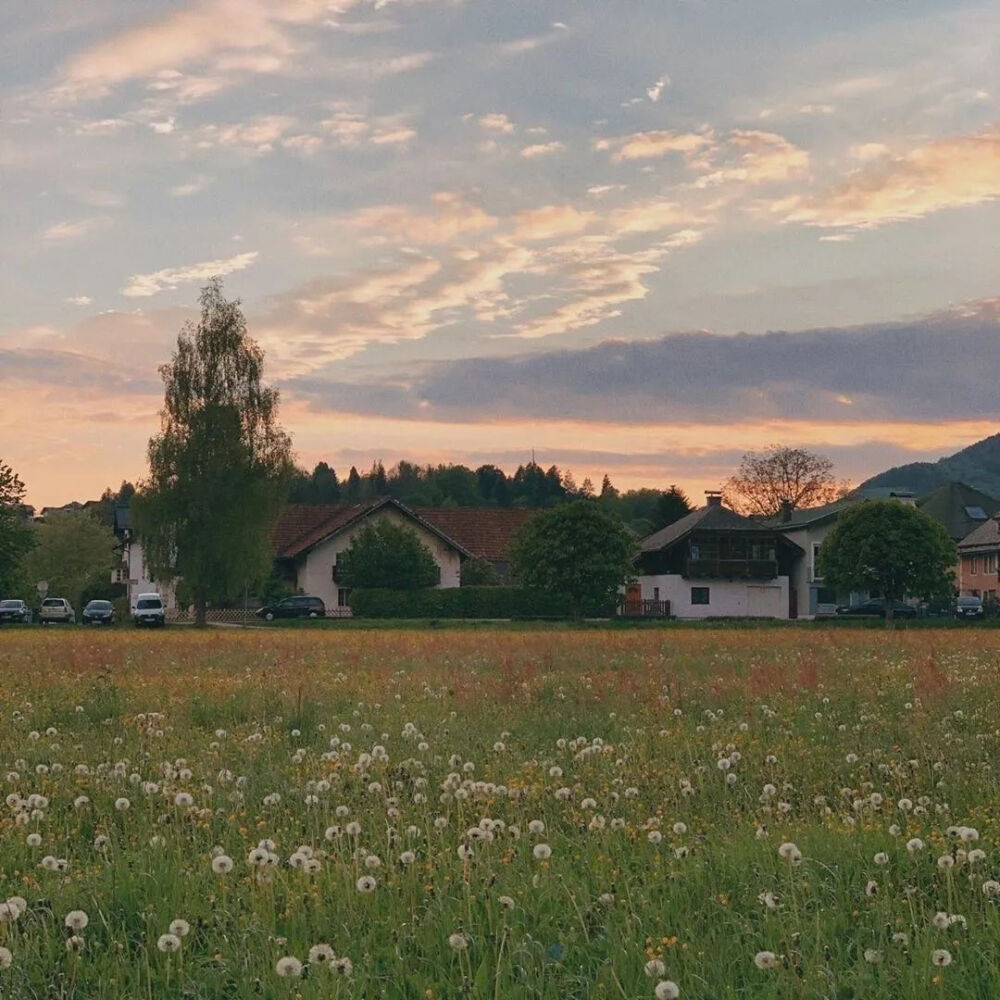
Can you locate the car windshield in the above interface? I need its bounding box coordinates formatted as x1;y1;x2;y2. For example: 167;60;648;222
0;600;21;609
87;601;112;610
957;597;982;607
137;598;162;610
42;598;63;607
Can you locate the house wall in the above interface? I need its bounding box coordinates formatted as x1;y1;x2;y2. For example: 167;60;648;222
297;507;462;611
958;551;1000;598
780;523;841;617
123;540;177;612
636;574;790;619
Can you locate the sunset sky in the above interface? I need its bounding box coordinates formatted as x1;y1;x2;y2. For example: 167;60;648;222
2;0;998;508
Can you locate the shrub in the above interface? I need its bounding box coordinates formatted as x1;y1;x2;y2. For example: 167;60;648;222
350;587;613;619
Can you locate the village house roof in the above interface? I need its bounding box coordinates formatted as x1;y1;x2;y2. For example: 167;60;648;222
273;499;534;562
957;515;1000;553
641;501;802;554
916;482;1000;542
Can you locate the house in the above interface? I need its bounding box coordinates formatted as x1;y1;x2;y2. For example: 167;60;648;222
770;482;993;616
632;493;803;619
768;489;916;617
273;499;533;613
111;506;177;612
957;514;1000;599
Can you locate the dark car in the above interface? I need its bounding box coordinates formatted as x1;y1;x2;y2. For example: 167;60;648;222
82;600;115;626
256;595;326;621
955;596;984;621
837;598;918;620
0;599;32;624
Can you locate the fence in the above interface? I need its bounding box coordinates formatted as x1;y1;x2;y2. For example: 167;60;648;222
165;607;353;624
619;598;671;618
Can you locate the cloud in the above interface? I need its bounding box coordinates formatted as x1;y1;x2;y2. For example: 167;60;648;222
40;218;109;243
695;130;810;186
512;205;595;241
55;0;330;100
347;192;498;245
610;130;711;162
195;115;299;152
66;296;92;306
478;113;516;133
520;141;565;158
646;75;670;102
778;127;1000;229
286;299;1000;424
170;176;213;197
121;251;259;297
371;126;417;146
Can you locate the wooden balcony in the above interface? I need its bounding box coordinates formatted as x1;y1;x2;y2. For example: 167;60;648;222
620;598;671;618
685;558;778;580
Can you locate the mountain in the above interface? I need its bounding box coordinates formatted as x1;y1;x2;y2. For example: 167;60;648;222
862;433;1000;498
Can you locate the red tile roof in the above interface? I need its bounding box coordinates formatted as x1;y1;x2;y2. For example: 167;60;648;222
273;501;535;562
414;507;534;562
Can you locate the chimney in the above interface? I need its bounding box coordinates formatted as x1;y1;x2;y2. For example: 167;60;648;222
705;490;723;508
779;498;793;523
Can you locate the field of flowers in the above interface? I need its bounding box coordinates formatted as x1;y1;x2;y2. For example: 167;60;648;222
1;627;999;998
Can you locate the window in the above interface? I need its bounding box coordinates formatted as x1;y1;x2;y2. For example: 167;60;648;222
812;542;823;582
970;557;979;575
691;587;710;605
331;560;341;582
653;587;660;601
816;587;837;605
985;554;997;574
337;588;352;608
965;506;988;520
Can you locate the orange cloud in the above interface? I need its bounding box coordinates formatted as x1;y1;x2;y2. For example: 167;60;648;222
610;130;712;162
779;127;1000;228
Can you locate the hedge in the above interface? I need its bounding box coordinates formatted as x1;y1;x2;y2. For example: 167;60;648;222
349;587;613;619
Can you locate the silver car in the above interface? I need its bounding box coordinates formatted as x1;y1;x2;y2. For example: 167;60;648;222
39;597;75;624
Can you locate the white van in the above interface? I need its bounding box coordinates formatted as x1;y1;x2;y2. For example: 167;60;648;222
132;593;166;628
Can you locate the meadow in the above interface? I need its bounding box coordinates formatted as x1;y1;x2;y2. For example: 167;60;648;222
0;627;999;998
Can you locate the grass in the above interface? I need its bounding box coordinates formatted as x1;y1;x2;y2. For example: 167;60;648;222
0;627;998;998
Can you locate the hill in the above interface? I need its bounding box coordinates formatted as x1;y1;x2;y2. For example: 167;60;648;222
862;433;1000;497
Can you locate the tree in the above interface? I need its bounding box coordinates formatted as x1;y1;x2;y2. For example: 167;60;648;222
724;445;850;517
0;458;35;600
460;556;501;587
818;501;956;624
338;520;440;590
133;280;292;626
510;501;635;617
654;485;692;531
22;511;118;612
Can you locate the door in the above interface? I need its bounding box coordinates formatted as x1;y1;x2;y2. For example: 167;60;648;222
789;587;798;619
624;583;642;616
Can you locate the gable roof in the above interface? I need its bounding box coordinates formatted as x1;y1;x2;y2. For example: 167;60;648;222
640;502;800;554
412;507;534;562
277;498;477;560
958;516;1000;551
917;481;1000;541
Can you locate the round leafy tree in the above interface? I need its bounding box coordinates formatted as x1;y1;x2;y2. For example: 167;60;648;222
510;500;635;617
819;500;956;623
338;520;440;590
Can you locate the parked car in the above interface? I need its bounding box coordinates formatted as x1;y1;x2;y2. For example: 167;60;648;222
39;597;75;625
256;595;326;621
837;599;918;620
82;599;116;626
955;595;985;621
132;593;166;628
0;599;32;624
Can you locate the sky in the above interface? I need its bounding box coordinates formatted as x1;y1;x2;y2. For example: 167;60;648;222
1;0;998;509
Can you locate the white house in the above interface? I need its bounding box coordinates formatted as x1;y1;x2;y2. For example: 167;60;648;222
629;493;803;619
273;498;473;613
112;506;177;612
